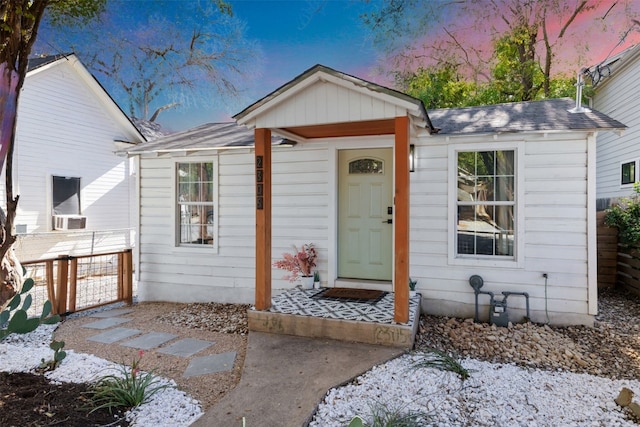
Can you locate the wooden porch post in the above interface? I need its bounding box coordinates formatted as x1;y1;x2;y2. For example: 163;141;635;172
394;116;410;323
255;128;272;310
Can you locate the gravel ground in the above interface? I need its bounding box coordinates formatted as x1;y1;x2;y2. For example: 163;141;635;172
4;288;640;426
310;287;640;426
54;301;250;411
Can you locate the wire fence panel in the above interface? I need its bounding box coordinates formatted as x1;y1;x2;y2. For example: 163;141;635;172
21;249;134;317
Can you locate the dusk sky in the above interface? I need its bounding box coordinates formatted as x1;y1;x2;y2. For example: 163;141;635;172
37;0;640;132
166;0;380;131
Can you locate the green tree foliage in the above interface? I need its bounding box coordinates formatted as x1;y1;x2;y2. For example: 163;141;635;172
398;64;479;109
361;0;636;103
399;26;580;109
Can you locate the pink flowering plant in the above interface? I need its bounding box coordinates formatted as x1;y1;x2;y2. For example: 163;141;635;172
273;243;317;282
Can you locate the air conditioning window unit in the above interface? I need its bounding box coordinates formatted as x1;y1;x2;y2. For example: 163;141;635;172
53;215;86;230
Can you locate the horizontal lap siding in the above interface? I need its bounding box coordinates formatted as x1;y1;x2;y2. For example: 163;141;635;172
0;60;137;262
138;144;330;303
14;61;133;233
271;144;329;287
410;135;591;322
594;54;640;200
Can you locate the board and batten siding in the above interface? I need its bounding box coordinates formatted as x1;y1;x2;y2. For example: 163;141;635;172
137;143;331;304
1;57;138;261
410;132;594;325
254;79;414;129
593;48;640;203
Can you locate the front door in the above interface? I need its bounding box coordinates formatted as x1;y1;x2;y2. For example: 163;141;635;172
338;148;393;280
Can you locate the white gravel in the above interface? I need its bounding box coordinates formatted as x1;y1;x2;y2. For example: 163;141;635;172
310;352;640;427
0;324;203;427
4;313;640;426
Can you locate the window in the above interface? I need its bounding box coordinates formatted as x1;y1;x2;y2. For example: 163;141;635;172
457;150;515;257
621;161;636;186
349;158;384;174
177;162;214;246
52;176;81;215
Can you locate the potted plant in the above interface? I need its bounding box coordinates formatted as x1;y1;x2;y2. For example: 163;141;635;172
273;243;317;289
409;277;418;296
313;271;320;289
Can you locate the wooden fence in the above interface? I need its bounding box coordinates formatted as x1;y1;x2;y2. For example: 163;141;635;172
21;249;133;316
597;211;618;289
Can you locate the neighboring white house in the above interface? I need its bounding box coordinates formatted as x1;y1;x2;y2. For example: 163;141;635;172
590;43;640;209
129;65;624;326
3;53;146;261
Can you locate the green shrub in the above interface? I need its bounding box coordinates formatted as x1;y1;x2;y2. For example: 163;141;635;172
90;350;171;411
412;348;470;381
605;183;640;248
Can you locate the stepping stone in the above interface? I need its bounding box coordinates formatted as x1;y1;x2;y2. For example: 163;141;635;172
158;338;214;358
87;328;142;344
82;317;131;330
121;332;177;350
90;308;134;318
183;352;236;378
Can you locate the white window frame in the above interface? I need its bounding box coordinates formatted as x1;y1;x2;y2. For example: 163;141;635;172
448;142;524;268
620;159;638;188
172;157;219;253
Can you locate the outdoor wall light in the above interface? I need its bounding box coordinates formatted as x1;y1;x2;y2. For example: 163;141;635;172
409;144;415;172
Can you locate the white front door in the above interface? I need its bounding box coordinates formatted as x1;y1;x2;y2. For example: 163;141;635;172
338;148;393;281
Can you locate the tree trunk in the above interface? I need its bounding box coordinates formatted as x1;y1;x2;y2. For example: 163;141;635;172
0;0;49;310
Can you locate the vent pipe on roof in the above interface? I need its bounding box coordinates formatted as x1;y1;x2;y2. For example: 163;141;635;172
568;70;591;114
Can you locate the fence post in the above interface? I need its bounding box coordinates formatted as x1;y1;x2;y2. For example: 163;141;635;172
123;249;133;305
45;260;57;315
56;255;69;315
117;252;124;300
68;257;78;313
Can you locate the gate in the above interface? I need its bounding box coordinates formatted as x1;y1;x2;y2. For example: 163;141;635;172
21;249;133;316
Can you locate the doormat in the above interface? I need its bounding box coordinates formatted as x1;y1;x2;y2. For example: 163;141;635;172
311;287;388;305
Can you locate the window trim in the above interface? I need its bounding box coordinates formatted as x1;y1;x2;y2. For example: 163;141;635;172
620;159;637;188
447;142;524;268
171;157;219;253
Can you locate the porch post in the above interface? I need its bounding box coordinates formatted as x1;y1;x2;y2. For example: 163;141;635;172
255;128;272;310
394;116;410;323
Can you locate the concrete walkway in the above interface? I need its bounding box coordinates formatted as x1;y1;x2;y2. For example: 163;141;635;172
192;332;404;427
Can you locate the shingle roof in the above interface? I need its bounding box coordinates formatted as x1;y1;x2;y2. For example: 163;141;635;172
126;122;287;154
27;54;71;72
429;98;626;135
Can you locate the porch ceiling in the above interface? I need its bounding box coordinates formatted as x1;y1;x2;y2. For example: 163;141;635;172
280;119;396;139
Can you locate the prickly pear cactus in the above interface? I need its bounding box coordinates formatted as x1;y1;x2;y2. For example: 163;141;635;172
0;277;60;341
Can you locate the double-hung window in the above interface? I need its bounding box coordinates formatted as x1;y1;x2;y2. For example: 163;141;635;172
456;150;515;258
176;162;215;246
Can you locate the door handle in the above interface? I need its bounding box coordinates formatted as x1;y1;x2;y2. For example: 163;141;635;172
382;219;392;224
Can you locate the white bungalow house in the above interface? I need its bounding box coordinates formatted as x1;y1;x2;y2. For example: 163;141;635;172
589;43;640;209
3;53;146;262
129;65;624;327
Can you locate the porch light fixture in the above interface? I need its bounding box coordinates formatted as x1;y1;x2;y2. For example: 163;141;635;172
409;144;415;172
